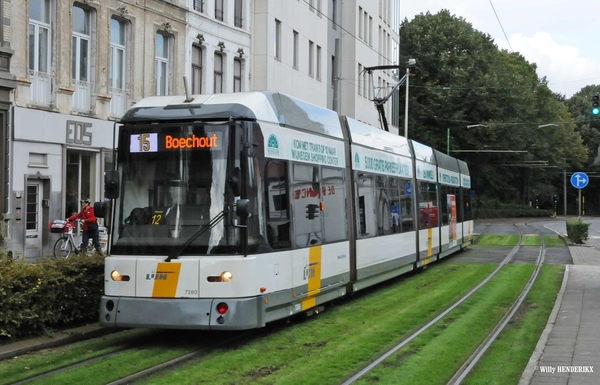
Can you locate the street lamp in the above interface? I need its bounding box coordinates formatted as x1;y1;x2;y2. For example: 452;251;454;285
447;124;488;155
404;58;416;138
538;124;558;128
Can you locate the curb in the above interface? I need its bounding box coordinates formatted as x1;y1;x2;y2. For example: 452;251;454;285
0;324;116;361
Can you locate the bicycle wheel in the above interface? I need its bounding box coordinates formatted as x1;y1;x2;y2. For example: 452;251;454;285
54;237;73;258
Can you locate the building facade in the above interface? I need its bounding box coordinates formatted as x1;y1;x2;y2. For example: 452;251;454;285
252;0;400;132
4;0;398;259
5;0;253;259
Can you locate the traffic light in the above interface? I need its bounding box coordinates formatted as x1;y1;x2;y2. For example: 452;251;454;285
593;94;599;115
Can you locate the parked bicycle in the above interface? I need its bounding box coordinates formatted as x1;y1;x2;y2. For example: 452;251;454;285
49;219;98;258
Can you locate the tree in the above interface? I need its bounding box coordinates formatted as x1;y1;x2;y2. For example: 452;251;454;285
398;10;587;204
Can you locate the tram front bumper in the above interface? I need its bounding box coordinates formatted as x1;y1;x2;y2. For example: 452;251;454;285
99;296;265;330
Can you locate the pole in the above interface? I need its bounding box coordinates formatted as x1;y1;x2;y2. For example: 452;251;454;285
404;67;409;138
578;189;581;217
563;168;567;216
447;128;450;155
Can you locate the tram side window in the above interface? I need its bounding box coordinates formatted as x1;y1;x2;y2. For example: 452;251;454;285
398;178;413;232
322;167;347;242
265;161;291;249
375;175;392;235
356;172;376;238
440;185;458;226
292;163;323;247
418;181;438;229
464;189;472;221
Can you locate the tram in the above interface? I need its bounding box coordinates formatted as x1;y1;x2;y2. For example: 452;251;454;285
99;91;472;330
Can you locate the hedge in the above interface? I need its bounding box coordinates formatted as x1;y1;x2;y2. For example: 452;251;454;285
0;253;104;340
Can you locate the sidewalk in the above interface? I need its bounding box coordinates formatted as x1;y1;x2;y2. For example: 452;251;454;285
521;245;600;385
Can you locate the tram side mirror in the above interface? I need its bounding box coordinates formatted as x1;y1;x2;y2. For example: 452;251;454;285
229;167;241;197
236;199;250;217
104;170;120;199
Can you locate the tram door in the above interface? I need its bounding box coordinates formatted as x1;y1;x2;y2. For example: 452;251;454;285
24;181;44;257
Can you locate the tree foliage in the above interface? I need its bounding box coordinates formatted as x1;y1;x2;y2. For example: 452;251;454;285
398;10;588;206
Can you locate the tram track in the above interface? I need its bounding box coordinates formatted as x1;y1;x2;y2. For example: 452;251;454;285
342;223;545;385
3;329;256;385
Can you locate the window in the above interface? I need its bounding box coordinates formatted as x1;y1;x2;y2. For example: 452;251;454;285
322;167;347;242
292;30;298;69
358;7;363;39
316;45;321;81
72;5;92;110
331;0;337;29
274;19;281;60
308;40;314;77
233;58;241;92
214;52;223;93
109;17;127;116
266;161;290;249
418;181;438;229
193;0;204;12
234;0;243;28
292;163;322;247
215;0;224;21
155;32;170;96
29;0;52;104
192;45;202;94
29;0;50;74
331;55;336;87
358;64;362;95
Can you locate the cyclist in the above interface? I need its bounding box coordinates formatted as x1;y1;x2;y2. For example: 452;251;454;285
67;198;102;255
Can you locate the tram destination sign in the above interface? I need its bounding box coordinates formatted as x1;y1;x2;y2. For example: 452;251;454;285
129;132;220;153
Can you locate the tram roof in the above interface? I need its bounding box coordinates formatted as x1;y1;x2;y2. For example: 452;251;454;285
121;91;344;139
345;117;412;157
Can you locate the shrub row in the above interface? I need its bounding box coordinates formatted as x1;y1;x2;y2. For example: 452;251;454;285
0;253;104;340
473;197;553;219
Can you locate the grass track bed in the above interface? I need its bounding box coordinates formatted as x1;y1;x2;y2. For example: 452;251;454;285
354;264;536;384
138;264;497;385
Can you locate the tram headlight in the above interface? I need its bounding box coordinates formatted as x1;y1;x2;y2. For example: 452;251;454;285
207;271;233;282
110;270;130;281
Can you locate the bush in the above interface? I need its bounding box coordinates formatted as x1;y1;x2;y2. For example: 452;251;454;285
0;253;104;339
566;220;590;244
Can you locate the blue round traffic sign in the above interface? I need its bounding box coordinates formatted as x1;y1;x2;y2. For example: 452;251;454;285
571;172;589;189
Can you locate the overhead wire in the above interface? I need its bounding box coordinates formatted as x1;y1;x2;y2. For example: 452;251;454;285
488;0;513;52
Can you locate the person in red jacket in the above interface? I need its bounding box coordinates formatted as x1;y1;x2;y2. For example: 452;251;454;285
68;198;102;255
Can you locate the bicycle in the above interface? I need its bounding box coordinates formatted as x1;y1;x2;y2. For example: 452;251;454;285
50;219;98;258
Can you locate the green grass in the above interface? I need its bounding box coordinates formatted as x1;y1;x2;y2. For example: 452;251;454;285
463;265;564;385
353;264;535;384
475;235;520;246
137;264;498;385
0;329;156;383
521;235;541;246
543;235;566;247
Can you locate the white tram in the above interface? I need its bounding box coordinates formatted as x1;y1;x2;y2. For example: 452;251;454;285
99;91;473;330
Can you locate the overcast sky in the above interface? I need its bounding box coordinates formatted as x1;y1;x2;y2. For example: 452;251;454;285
400;0;600;98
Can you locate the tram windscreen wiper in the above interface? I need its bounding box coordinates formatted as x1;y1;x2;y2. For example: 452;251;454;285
165;209;226;262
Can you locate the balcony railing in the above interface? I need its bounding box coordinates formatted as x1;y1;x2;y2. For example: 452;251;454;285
109;87;127;117
29;70;52;105
72;79;92;111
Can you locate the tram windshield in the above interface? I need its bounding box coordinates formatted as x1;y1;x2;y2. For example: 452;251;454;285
110;122;244;256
